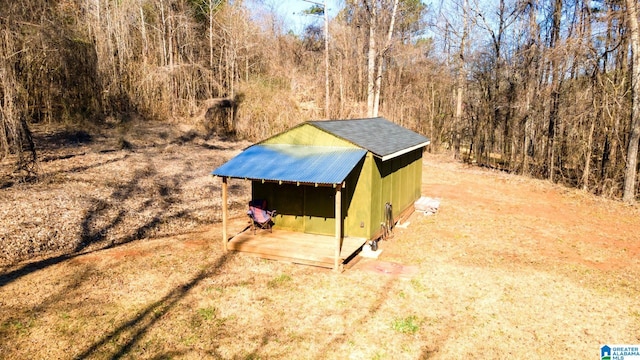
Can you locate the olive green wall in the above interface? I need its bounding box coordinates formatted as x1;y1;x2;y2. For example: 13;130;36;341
368;149;423;237
342;157;371;238
251;182;304;231
250;123;423;240
251;179;358;236
262;124;357;148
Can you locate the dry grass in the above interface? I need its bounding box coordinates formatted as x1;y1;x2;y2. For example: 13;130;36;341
0;122;251;265
1;130;639;359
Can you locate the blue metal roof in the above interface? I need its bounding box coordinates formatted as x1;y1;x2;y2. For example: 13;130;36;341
211;144;367;185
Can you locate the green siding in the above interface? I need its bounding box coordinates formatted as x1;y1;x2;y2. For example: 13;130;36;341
262;124;357;147
303;186;335;234
369;149;423;236
413;151;423;199
251;181;345;236
369;155;385;238
343;155;371;239
252;182;304;231
391;149;422;217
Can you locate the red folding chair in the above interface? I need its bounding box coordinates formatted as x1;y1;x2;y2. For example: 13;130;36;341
247;200;276;234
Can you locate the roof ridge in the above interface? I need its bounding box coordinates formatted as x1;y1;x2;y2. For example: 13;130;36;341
308;116;383;123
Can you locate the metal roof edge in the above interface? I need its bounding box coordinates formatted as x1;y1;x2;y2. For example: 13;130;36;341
379;141;430;161
210;175;342;187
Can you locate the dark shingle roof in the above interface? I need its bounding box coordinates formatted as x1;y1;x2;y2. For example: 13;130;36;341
309;117;430;160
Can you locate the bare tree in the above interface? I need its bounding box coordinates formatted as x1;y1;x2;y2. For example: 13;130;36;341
0;29;36;176
362;0;399;117
546;0;563;182
453;0;469;159
623;0;640;202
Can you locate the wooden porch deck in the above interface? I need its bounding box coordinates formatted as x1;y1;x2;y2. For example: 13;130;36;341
227;227;367;269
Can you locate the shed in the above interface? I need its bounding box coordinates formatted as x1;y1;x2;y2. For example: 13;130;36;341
212;117;430;270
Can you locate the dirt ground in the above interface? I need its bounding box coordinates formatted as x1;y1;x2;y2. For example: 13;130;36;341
1;125;639;359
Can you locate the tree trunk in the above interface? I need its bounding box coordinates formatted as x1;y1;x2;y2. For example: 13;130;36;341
324;0;330;118
0;28;36;175
521;0;539;176
139;6;148;63
372;0;399;117
583;114;596;191
160;0;168;67
454;0;469;159
209;0;214;69
623;0;640;202
547;0;563;182
366;1;377;117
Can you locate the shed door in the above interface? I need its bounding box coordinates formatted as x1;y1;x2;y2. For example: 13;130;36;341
303;186;336;235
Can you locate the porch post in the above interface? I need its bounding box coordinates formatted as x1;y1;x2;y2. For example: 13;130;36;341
334;183;342;272
222;177;228;252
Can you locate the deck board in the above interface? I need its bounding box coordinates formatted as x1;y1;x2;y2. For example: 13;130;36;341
228;229;366;269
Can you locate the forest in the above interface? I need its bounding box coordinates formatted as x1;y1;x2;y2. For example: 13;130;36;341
1;0;639;202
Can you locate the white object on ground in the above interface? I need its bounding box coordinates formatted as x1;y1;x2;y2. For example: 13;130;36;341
415;196;440;214
360;243;383;258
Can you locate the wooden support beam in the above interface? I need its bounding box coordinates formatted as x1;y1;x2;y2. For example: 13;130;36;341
222;177;228;252
334;184;342;272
